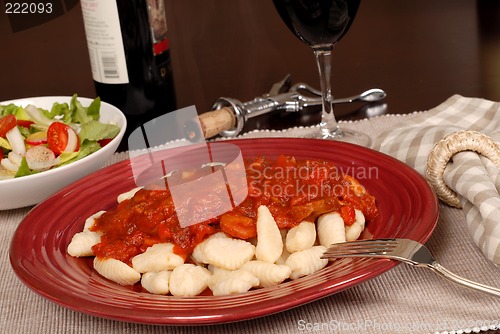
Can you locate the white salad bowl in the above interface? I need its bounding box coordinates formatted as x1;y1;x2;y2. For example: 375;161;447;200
0;96;127;210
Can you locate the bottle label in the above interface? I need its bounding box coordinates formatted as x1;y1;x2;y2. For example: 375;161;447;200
80;0;129;84
146;0;170;56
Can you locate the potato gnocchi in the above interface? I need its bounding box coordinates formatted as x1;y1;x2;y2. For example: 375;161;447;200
285;246;329;280
255;205;283;263
69;203;367;296
208;267;260;296
131;243;185;273
141;271;171;295
286;221;316;253
68;155;378;297
93;257;141;286
169;264;212;297
201;237;255;270
242;260;291;287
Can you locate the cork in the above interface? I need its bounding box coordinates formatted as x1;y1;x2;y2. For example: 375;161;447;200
184;107;236;142
198;107;236;138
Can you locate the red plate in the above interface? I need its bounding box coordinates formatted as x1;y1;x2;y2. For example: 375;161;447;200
9;138;439;325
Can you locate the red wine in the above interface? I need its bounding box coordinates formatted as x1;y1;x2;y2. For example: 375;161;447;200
81;0;177;151
273;0;361;46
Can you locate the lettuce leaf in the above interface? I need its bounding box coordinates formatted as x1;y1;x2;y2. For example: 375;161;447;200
70;94;100;124
14;106;30;120
0;103;19;117
87;97;101;120
79;120;120;142
45;102;72;123
17;126;32;138
59;141;101;166
14;158;37;178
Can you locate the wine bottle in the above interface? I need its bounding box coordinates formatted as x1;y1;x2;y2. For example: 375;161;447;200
80;0;177;151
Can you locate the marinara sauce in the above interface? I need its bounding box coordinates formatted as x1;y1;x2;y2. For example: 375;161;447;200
90;155;378;264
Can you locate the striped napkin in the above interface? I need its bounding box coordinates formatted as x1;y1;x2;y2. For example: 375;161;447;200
372;95;500;266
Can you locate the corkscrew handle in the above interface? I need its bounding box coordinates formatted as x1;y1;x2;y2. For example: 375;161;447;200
189;91;300;141
184;73;386;141
187;81;386;141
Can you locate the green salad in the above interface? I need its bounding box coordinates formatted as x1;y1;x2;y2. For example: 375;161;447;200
0;94;120;180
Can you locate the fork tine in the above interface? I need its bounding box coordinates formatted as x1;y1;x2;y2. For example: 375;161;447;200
333;240;397;248
346;238;397;244
329;238;397;246
327;239;398;251
321;238;400;259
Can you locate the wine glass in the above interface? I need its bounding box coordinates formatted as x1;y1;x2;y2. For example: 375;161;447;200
273;0;370;146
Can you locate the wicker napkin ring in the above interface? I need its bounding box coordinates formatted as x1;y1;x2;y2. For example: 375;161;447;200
426;130;500;208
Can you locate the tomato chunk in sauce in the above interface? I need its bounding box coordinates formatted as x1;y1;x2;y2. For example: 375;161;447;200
90;155;378;264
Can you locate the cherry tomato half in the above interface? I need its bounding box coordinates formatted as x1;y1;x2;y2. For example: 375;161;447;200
47;122;80;155
0;114;17;138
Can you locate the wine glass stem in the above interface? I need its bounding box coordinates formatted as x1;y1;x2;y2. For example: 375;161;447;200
313;45;342;138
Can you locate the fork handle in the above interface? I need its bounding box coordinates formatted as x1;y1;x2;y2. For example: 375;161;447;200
429;261;500;298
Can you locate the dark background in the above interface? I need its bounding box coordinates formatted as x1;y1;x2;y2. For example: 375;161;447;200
1;0;500;130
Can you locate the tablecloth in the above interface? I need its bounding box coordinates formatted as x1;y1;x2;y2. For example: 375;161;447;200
1;107;500;334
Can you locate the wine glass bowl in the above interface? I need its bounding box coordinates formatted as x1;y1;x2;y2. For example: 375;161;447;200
273;0;359;46
273;0;370;146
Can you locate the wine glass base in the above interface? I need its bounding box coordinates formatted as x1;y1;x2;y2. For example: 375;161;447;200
307;128;372;147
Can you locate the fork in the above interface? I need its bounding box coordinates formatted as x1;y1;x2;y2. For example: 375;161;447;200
321;238;500;298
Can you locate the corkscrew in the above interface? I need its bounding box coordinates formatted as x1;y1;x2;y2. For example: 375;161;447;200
185;75;386;141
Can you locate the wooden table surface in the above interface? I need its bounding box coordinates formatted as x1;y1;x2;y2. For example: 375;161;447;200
1;0;500;135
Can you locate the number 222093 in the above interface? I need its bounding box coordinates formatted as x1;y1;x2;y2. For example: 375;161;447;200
5;2;53;14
